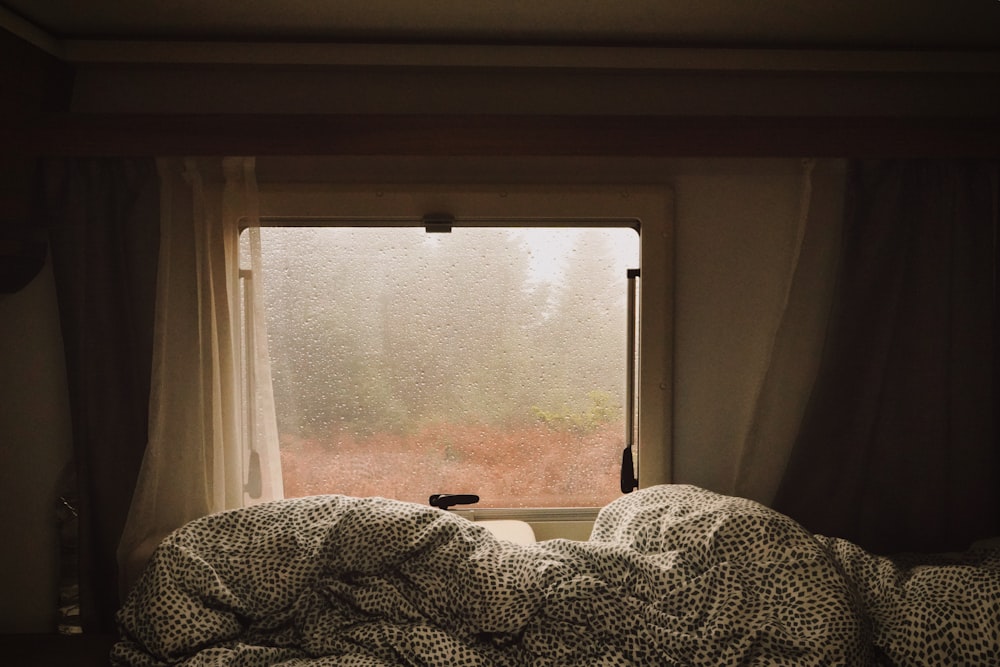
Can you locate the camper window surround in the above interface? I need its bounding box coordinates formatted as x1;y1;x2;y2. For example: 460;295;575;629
242;185;673;523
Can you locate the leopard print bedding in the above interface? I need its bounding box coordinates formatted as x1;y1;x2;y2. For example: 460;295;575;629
112;485;1000;666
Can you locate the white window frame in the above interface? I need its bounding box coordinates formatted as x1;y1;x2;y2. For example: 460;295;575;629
253;184;674;524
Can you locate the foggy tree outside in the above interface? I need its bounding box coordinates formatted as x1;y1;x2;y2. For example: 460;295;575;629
252;226;638;507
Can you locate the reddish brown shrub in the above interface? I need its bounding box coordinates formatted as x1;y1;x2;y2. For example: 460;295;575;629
279;421;625;508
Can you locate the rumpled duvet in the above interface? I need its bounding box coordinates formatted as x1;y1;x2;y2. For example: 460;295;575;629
112;485;1000;666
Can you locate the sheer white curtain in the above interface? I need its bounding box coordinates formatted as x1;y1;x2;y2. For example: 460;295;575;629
118;157;282;595
731;159;847;504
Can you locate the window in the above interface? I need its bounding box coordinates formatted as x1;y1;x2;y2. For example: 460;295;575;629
244;186;672;519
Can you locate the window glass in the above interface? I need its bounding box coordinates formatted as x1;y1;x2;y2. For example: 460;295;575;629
250;225;638;508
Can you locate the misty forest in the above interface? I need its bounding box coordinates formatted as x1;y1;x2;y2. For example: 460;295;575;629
253;226;639;507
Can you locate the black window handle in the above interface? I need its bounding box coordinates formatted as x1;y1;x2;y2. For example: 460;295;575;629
429;494;480;510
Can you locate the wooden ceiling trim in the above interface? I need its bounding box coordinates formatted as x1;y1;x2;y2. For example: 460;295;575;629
7;113;999;158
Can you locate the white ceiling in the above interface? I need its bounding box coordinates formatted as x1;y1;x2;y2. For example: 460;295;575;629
3;0;1000;50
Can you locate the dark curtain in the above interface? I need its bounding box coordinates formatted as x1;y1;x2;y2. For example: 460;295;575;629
40;158;159;632
773;160;999;554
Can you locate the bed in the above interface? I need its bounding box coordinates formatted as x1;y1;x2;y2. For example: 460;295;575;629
111;484;1000;666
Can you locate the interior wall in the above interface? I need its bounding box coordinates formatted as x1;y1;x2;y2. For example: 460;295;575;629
0;257;74;633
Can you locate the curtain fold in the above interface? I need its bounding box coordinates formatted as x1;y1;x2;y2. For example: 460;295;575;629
43;158;160;633
241;223;285;503
117;157;282;596
773;159;999;554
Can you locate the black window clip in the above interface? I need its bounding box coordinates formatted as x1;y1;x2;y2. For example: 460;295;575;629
429;493;480;510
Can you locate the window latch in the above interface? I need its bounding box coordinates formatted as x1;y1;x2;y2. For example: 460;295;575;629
423;213;454;233
429;493;479;510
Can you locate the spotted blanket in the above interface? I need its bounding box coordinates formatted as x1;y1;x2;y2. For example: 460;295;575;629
112;485;1000;666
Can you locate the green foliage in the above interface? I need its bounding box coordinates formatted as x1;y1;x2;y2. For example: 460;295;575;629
259;227;632;439
532;390;621;434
